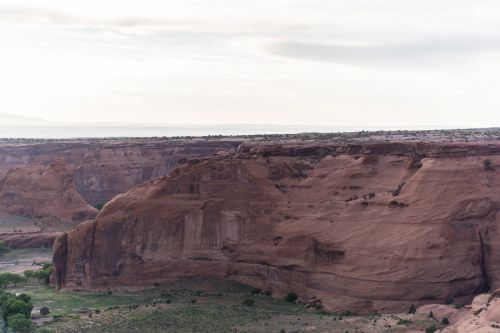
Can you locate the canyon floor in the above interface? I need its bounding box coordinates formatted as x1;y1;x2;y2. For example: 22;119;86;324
12;276;442;333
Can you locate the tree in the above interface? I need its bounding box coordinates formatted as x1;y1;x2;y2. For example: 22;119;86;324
8;313;32;333
32;263;53;284
408;304;416;314
17;294;31;304
0;241;10;256
40;306;50;316
2;299;33;320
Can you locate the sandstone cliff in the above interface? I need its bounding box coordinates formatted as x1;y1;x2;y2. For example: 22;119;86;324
52;141;500;313
0;139;240;205
0;159;98;222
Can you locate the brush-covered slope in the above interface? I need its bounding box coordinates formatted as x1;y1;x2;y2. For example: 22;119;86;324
52;142;500;312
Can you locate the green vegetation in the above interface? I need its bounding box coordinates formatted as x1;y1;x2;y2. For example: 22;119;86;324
36;328;55;333
40;306;50;316
5;277;440;333
397;318;412;325
0;272;27;287
8;313;32;333
408;304;416;314
25;263;53;284
0;240;10;256
242;298;255;306
426;324;437;333
0;289;34;332
93;202;107;211
442;317;450;325
284;292;298;303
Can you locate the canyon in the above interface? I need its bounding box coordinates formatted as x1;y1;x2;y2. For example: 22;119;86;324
0;139;241;205
0;139;239;249
50;140;500;313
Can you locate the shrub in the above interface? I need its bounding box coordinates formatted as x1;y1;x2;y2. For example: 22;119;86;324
242;298;255;306
442;317;450;325
52;314;63;322
0;241;10;256
429;311;434;318
39;306;50;316
23;270;34;280
445;297;454;305
284;292;298;303
0;272;27;288
484;159;495;171
250;288;261;295
425;324;437;333
190;299;197;304
93;202;107;210
397;319;411;325
408;304;416;314
8;313;32;333
264;290;272;296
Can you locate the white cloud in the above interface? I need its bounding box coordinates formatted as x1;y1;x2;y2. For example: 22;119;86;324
0;0;500;128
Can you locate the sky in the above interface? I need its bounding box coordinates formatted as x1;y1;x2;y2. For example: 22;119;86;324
1;0;500;129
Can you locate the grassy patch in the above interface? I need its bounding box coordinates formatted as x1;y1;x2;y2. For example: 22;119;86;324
3;277;442;333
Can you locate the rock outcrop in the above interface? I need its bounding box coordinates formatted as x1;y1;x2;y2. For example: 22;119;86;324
0;159;98;222
0;232;61;248
417;290;500;332
0;139;241;205
52;141;500;313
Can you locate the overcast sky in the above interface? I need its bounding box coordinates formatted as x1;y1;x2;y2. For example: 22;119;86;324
1;0;500;128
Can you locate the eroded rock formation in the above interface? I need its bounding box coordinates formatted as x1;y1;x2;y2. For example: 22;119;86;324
52;141;500;313
0;159;98;222
0;139;241;205
417;290;500;332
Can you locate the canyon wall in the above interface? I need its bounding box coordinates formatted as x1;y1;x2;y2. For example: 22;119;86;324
0;159;98;222
52;141;500;313
0;140;240;205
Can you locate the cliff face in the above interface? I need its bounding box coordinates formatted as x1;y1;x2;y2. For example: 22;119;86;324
0;140;240;205
52;142;500;313
0;159;98;222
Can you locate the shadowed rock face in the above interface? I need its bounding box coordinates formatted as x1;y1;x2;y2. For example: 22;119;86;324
0;159;98;222
52;142;500;313
0;140;241;205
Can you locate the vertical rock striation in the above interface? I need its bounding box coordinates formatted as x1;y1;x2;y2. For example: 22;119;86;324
52;142;500;312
